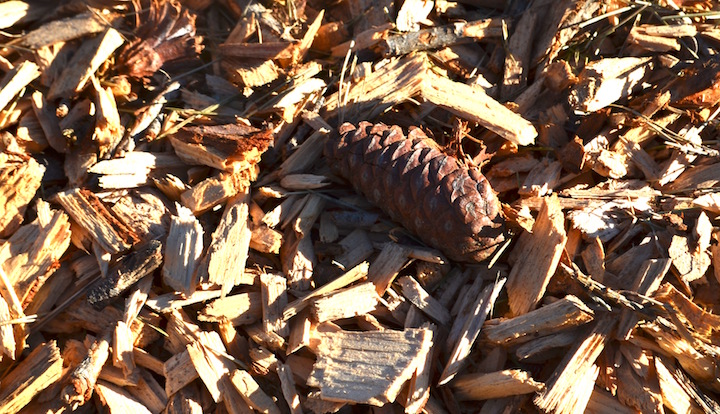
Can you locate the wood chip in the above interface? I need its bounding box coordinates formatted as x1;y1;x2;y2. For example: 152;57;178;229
452;369;544;401
506;195;567;316
48;28;125;99
54;188;140;254
308;328;433;405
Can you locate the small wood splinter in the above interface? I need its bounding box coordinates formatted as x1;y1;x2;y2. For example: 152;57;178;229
324;122;506;262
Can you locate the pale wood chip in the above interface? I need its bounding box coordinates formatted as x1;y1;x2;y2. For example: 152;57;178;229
483;295;594;346
163;205;204;295
0;61;40;113
452;369;544;401
506;195;567;316
48;28;124;99
0;340;62;413
308;328;433;405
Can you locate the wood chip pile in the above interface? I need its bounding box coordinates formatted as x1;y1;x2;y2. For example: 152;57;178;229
2;0;720;412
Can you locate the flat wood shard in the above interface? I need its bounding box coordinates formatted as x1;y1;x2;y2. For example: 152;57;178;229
54;188;140;254
452;369;544;401
506;195;567;316
203;191;253;295
163;205;204;296
48;28;125;99
308;328;433;405
0;340;62;413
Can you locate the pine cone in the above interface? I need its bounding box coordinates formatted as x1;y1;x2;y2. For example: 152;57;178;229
325;122;506;262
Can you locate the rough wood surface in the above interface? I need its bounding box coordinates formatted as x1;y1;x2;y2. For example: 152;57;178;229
308;328;433;405
3;1;720;413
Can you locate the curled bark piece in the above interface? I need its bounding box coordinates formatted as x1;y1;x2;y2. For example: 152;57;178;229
325;122;506;262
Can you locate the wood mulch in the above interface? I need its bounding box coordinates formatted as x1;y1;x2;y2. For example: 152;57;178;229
1;0;720;413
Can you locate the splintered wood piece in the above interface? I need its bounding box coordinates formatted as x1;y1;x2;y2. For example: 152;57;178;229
62;333;111;409
283;261;369;320
109;190;170;244
187;331;235;403
616;259;671;340
281;231;316;291
291;194;325;238
90;75;123;158
248;345;280;375
0;296;15;360
312;282;379;323
501;10;537;101
616;358;662;413
48;28;125;99
54;188;140;254
146;290;222;313
245;322;286;351
219;42;293;60
280;174;330;191
20;11;109;48
29;90;65;153
535;318;615;414
506;195;567;316
198;291;262;326
261;273;288;336
0;1;46;30
163;205;204;295
335;228;374;270
168;125;272;172
330;23;393;57
404;323;436;414
277;130;327;177
482;295;594;345
452;369;544;401
654;283;720;339
569;57;653;112
514;330;580;362
668;233;711;285
369;242;410;295
381;18;503;56
164;308;204;354
181;169;257;214
126;368;168;411
323;54;425;118
308;328;433;405
87;241;163;306
250;223;283;254
286;310;312;354
654;355;704;414
422;71;537;146
204;191;253;295
222;58;279;88
165;384;203;414
438;277;506;385
229;369;282;414
0;60;40;113
519;159;562;197
277;362;302;414
95;381;152;414
396;276;450;326
113;321;136;379
0;202;70;312
164;350;198;398
0;340;62;413
134;347;164;376
90;152;184;189
693;192;720;214
664;162;720;194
